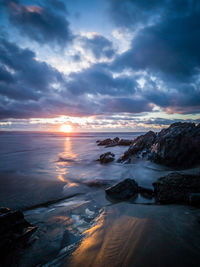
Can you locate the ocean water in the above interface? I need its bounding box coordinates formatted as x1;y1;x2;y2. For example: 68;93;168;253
0;131;170;210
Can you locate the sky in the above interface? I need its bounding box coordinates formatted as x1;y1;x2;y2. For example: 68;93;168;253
0;0;200;132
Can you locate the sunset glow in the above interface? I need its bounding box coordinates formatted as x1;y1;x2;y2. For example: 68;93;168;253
60;124;72;133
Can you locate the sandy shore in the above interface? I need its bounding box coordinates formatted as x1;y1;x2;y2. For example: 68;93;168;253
69;202;200;267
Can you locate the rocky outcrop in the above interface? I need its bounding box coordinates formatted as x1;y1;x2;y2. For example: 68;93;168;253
118;131;156;162
105;179;153;200
97;152;115;164
0;207;37;254
153;172;200;204
96;138;114;146
119;122;200;168
97;137;133;147
150;122;200;168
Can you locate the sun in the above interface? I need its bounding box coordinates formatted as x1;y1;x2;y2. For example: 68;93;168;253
60;124;72;133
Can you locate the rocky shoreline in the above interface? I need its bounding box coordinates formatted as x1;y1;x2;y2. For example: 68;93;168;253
97;122;200;206
97;122;200;169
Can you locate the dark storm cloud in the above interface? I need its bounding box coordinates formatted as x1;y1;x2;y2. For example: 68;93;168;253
108;0;200;115
113;13;200;79
45;0;67;12
80;35;116;60
108;0;200;29
2;0;73;46
66;63;136;96
0;37;63;101
100;97;152;113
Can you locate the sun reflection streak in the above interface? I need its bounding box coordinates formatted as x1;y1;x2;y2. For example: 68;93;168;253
56;137;78;187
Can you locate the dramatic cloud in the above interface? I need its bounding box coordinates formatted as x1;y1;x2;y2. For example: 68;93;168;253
108;0;199;29
66;63;136;96
2;0;73;46
0;0;200;130
79;34;116;60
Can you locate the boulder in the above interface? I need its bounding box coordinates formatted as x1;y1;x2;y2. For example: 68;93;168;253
153;172;200;204
105;178;138;199
150;122;200;168
97;152;115;164
0;207;37;254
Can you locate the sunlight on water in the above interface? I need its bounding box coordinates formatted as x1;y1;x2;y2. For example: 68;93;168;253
56;137;79;187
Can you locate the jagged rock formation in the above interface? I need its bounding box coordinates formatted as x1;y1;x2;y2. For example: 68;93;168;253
118;122;200;168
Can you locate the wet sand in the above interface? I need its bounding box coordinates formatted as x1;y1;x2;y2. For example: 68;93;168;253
69;203;200;267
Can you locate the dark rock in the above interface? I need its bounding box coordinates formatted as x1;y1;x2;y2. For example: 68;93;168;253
97;138;115;146
118;131;156;162
97;152;115;164
105;178;138;199
117;139;133;146
118;122;200;168
153;172;200;204
188;193;200;206
97;137;133;147
0;207;37;254
150;122;200;168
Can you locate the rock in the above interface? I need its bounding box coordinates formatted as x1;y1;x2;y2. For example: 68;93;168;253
118;131;156;162
150;122;200;168
97;138;115;146
97;152;115;164
153;172;200;204
97;137;133;147
0;207;37;254
117;139;133;146
105;178;138;199
118;122;200;168
188;193;200;206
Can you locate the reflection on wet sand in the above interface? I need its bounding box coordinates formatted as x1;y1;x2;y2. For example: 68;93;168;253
69;203;200;267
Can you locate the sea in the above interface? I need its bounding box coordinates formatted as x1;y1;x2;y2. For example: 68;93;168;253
1;131;200;266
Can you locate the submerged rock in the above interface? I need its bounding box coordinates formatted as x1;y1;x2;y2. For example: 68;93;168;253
97;152;115;164
0;207;37;254
106;178;138;199
153;172;200;204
